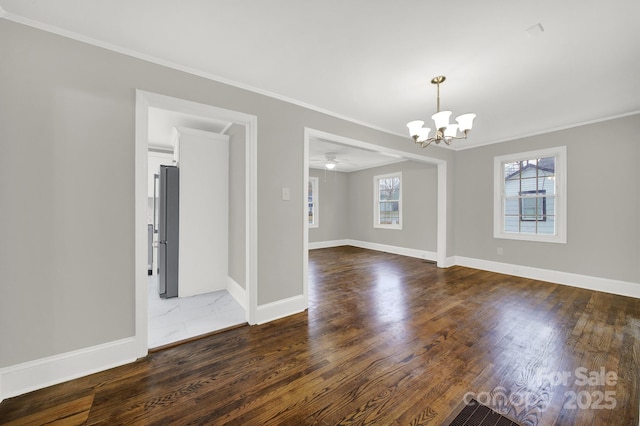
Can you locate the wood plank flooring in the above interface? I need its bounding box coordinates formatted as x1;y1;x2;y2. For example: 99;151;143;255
1;246;639;425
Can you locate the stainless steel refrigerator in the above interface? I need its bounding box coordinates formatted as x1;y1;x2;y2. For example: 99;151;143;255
158;165;179;298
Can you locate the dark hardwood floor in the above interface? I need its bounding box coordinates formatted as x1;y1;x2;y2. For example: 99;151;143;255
1;246;639;425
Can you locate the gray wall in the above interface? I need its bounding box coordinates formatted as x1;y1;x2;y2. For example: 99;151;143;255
6;16;633;371
308;161;438;253
0;20;454;367
348;161;438;252
308;169;350;243
228;124;246;288
454;114;640;284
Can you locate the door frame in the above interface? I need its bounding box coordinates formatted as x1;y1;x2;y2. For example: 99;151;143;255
135;90;258;357
303;128;448;308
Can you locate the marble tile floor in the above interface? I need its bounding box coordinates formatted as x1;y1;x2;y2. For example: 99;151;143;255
148;275;246;349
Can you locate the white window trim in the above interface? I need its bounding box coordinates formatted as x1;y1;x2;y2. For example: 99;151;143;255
374;172;402;230
493;146;567;243
308;176;319;228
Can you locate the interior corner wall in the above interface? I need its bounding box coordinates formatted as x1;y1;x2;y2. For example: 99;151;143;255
347;161;438;252
308;169;350;243
308;160;438;253
228;124;246;289
454;114;640;284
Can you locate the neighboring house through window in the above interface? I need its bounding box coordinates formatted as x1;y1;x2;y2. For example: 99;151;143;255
308;176;319;228
374;172;402;229
494;146;567;243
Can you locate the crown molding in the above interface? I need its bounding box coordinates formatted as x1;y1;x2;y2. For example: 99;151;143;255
0;11;406;141
453;110;640;151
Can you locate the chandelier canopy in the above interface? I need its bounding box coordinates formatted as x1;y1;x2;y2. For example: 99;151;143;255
407;76;476;148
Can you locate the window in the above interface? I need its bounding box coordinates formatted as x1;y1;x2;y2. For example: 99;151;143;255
374;172;402;229
520;190;546;222
494;146;566;243
308;176;319;228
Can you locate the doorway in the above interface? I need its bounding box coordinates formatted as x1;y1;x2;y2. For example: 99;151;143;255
302;128;448;308
135;90;258;356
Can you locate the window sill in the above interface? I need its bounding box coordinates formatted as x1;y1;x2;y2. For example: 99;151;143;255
494;231;566;244
374;224;403;231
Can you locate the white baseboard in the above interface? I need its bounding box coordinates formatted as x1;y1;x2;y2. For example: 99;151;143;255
310;239;445;265
443;256;457;268
309;241;639;299
3;253;634;403
347;239;437;262
308;239;350;250
454;256;640;299
255;294;307;325
0;337;138;402
227;275;248;312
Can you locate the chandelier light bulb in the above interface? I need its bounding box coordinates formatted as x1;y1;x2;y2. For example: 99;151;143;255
432;111;452;130
406;120;425;137
417;127;431;142
455;113;477;132
444;123;459;138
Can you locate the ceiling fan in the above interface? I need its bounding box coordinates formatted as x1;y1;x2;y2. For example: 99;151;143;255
310;152;343;170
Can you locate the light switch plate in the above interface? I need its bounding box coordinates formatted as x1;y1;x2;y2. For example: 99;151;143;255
282;187;290;201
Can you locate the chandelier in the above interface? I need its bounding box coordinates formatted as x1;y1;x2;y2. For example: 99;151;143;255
407;76;476;148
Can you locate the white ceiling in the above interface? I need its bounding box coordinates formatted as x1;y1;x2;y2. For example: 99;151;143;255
309;138;406;172
1;0;639;151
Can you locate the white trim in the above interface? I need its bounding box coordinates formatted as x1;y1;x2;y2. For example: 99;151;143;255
246;109;259;327
309;239;437;262
443;256;457;268
310;241;639;299
493;146;567;244
453;110;640;151
348;240;437;262
303;128;448;311
135;90;259;362
227;276;248;313
308;239;351;250
437;163;447;267
3;9;638;154
255;295;307;325
134;91;151;358
303;130;311;322
454;256;640;299
304;130;446;167
303;128;448;308
0;10;405;142
0;338;137;401
309;158;408;173
373;172;403;230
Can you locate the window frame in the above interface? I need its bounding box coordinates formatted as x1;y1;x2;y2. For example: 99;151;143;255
519;189;547;222
373;172;402;230
308;176;319;228
493;146;567;243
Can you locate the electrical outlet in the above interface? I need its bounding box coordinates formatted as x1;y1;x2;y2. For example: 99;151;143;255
497;247;504;255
